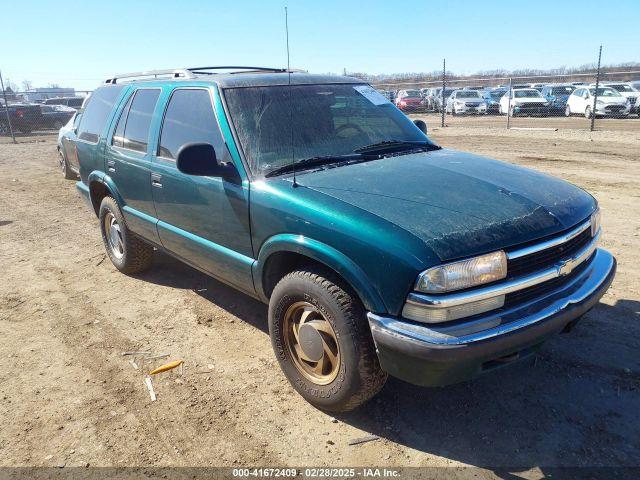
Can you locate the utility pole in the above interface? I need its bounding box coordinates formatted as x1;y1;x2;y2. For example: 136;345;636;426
506;77;513;130
0;70;16;144
441;58;445;127
591;45;602;132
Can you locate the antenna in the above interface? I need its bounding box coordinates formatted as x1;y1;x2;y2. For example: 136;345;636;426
285;6;298;187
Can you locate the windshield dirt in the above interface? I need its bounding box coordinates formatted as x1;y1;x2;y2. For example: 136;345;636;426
224;84;434;176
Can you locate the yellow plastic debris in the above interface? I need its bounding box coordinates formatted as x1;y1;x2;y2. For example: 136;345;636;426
149;359;183;375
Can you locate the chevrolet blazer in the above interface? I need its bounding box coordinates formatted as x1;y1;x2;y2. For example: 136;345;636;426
73;67;616;412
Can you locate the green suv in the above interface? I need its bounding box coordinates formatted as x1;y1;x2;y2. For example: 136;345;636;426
74;67;616;411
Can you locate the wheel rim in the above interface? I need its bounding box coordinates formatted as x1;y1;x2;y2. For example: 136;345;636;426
104;212;124;259
283;301;341;385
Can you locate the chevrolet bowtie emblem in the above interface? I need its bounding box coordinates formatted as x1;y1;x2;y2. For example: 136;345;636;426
558;258;574;276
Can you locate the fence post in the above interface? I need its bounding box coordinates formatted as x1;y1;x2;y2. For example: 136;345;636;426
590;45;602;132
441;58;445;127
0;70;16;144
506;77;513;129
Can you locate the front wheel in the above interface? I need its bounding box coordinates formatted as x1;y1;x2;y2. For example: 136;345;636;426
269;268;387;412
565;104;571;117
585;106;592;119
99;196;154;274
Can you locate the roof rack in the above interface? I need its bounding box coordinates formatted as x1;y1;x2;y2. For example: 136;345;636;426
105;66;303;84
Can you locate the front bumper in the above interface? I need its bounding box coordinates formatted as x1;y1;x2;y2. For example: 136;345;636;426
595;104;630;116
453;104;487;114
367;248;616;387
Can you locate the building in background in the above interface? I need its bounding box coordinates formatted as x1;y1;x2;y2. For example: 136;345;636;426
23;87;76;103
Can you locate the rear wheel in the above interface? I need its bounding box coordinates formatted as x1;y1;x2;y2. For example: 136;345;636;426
268;267;387;412
99;196;154;274
58;149;76;180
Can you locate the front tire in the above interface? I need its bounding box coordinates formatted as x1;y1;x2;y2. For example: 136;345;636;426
565;104;571;117
99;196;154;274
268;267;387;412
585;106;592;119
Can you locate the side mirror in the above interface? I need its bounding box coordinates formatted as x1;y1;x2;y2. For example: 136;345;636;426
176;143;234;178
413;119;427;134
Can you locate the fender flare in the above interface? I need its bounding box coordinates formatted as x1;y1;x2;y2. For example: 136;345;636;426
87;171;125;213
254;234;387;313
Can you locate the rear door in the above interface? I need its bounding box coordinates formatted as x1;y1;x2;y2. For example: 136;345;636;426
150;87;253;293
104;88;161;243
75;85;124;181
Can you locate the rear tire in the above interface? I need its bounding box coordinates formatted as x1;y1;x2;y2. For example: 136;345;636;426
58;149;76;180
99;196;153;274
268;267;387;412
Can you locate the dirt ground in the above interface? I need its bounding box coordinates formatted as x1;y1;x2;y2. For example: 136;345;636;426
1;124;639;476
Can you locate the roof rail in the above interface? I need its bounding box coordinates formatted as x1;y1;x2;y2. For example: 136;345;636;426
104;69;197;84
105;66;305;84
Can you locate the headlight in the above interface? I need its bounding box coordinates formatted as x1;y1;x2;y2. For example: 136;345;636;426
416;251;507;293
597;100;604;105
455;101;464;106
591;208;601;237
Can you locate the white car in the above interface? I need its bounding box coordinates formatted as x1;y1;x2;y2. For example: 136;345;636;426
598;83;639;113
565;86;631;118
445;90;487;115
498;88;550;116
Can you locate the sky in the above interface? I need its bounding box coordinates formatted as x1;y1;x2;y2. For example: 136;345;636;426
1;0;639;91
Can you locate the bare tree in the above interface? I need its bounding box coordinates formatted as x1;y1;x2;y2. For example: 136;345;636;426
21;80;33;91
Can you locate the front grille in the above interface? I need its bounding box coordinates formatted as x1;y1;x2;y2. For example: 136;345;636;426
506;225;592;279
504;255;592;308
605;105;625;112
465;102;480;107
520;102;546;109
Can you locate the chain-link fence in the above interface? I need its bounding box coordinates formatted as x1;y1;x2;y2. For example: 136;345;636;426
0;84;92;143
370;60;640;133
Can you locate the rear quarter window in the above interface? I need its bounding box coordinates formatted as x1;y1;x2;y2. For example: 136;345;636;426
77;86;124;143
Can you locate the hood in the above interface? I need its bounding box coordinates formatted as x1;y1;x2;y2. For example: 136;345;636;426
401;97;422;103
513;97;547;103
598;96;627;105
295;149;596;261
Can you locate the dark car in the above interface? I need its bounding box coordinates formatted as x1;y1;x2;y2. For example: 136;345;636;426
75;67;615;412
44;97;86;110
541;84;576;115
0;101;45;134
41;104;76;130
482;88;507;114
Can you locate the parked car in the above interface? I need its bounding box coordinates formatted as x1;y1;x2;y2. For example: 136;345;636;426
395;89;424;112
41;104;76;129
75;67;615;411
541;84;576;115
0;101;45;134
529;83;546;92
430;87;455;112
44;96;86;110
445;89;487;115
565;86;631;118
499;88;550;116
57;112;82;179
377;90;396;103
598;83;639;113
482;88;507;114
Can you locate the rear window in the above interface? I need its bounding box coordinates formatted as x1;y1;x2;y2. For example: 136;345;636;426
68;98;84;108
78;86;124;143
116;89;160;153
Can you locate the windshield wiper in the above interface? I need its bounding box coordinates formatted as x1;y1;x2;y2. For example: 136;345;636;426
354;139;436;154
264;153;366;178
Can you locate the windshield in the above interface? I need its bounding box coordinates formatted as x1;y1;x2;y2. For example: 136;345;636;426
551;86;575;95
589;87;621;97
608;84;635;93
489;90;506;100
514;89;543;98
456;90;480;98
225;84;434;176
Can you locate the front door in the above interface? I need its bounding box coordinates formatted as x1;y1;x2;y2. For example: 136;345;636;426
105;87;161;243
150;87;254;293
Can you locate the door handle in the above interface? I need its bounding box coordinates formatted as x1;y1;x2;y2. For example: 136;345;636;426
107;160;116;173
151;173;162;188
